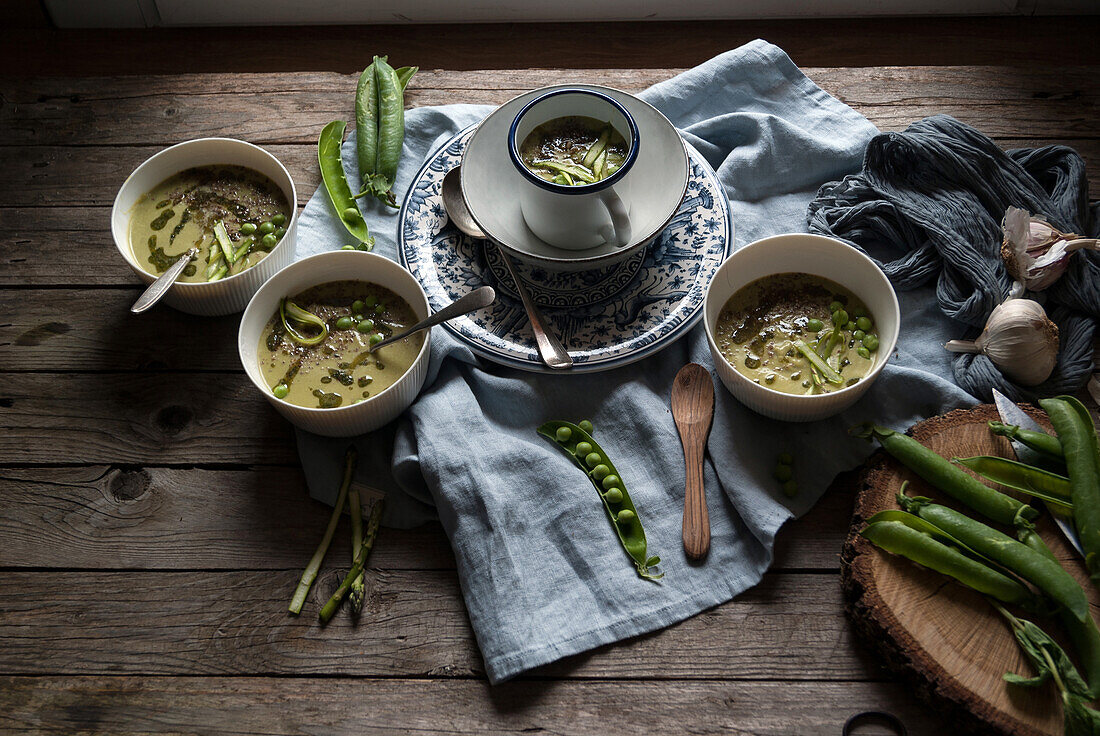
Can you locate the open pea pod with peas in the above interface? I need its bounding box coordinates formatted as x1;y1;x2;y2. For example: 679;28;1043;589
537;420;663;582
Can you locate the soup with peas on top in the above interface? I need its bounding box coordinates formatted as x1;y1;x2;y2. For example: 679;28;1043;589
519;116;628;186
258;281;423;409
128;165;291;283
713;273;880;396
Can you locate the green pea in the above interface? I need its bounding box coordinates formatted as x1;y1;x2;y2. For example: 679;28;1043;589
857;316;872;332
592;464;610;480
805;318;824;332
575;441;593;456
832;309;849;327
585;452;602;468
365;296;378;308
774;464;793;482
858;346;871;359
352;300;366;314
240;222;257;235
275;227;286;238
555;426;572;442
617;509;636;525
259;221;275;235
602;474;619;490
829;301;843;313
356;319;375;333
863;334;880;352
604;488;623;504
778;452;793;465
578;419;594;434
342;208;360;222
844;321;856;331
369;333;384;346
272;213;287;226
852;329;865;341
335;316;355;330
272;383;289;399
782;480;799;497
262;233;277;248
341;244;355;250
374;303;385;314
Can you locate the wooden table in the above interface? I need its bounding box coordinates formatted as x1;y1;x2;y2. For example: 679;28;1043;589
2;16;1098;734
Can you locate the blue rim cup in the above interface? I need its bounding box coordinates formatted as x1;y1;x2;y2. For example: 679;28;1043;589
507;88;640;251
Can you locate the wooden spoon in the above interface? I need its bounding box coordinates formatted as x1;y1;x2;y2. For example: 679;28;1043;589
671;362;715;560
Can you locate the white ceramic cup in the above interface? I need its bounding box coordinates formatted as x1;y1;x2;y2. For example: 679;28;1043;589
508;89;640;250
703;233;900;423
238;251;431;438
112;138;298;316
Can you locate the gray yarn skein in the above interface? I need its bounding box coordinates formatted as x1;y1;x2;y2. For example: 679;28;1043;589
807;115;1099;402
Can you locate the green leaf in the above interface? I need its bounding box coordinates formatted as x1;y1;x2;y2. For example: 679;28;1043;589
1062;693;1100;736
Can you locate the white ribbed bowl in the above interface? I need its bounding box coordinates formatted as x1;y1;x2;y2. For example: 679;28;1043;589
112;138;298;316
238;251;431;438
703;233;900;422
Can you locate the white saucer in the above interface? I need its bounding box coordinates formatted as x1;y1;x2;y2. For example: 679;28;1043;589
460;84;689;271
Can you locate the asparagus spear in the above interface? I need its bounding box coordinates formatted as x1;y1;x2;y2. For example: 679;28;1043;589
349;478;365;615
288;446;357;615
320;500;383;624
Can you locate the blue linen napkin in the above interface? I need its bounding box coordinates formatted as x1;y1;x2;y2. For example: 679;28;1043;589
293;39;977;683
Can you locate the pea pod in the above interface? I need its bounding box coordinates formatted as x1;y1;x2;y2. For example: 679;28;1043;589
853;424;1038;528
537;420;662;582
899;493;1090;622
989;420;1066;462
1041;396;1100;582
371;56;404;208
861;519;1034;606
317;120;372;246
953;455;1072;509
354;61;379;199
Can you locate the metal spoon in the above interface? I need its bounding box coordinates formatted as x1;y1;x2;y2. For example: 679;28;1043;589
441;167;573;370
130;247;199;314
368;285;497;353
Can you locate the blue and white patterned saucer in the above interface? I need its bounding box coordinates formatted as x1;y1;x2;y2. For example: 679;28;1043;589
398;125;732;373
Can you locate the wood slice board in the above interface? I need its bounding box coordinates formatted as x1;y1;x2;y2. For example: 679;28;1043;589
841;404;1099;736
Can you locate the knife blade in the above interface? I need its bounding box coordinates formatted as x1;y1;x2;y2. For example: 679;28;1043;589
992;388;1084;558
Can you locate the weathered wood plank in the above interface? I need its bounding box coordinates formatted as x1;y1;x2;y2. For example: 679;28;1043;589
6;136;1099;210
0;675;940;735
0;570;868;680
0;466;455;571
0;466;852;571
0;373;294;465
3;66;1097;146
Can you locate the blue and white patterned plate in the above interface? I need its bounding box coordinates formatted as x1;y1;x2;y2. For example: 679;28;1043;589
398;125;732;374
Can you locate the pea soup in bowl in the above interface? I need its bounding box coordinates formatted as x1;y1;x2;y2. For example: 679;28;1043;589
112;138;298;316
703;233;900;422
238;251;431;437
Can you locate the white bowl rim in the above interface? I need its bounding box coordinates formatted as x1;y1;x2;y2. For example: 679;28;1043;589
460;83;689;268
237;250;431;414
702;232;900;403
112;137;299;288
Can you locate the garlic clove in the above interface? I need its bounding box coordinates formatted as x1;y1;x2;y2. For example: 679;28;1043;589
1001;206;1100;292
945;298;1059;386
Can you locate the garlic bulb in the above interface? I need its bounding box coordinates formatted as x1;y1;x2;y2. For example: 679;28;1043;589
1001;206;1100;293
945;298;1059;386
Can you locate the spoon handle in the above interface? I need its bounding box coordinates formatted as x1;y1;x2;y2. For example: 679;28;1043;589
498;248;573;370
369;285;496;352
131;247;199;314
682;434;710;560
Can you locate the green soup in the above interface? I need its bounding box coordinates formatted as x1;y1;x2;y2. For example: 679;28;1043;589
128;165;291;283
258;281;423;409
713;273;881;395
519;116;628;186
